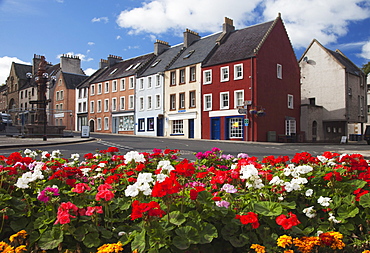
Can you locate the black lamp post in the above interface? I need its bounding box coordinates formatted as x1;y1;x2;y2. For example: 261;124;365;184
26;56;55;141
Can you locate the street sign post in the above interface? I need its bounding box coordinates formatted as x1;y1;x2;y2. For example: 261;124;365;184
238;108;248;114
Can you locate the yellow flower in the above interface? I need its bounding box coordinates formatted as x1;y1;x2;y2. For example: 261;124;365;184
97;241;123;253
362;250;370;253
15;245;27;253
9;230;28;243
277;235;293;248
284;250;294;253
250;244;266;253
0;242;14;253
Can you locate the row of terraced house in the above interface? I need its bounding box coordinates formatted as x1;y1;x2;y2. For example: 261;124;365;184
2;14;367;142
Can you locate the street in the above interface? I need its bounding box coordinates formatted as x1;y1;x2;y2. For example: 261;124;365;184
1;132;370;161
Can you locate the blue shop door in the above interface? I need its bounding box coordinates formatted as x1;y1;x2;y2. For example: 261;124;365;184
112;117;118;133
211;118;220;140
156;117;164;136
188;119;194;138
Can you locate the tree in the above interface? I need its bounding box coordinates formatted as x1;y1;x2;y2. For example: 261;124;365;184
362;61;370;76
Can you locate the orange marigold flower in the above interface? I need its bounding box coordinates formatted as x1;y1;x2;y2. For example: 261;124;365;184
250;244;266;253
277;235;293;248
293;236;320;253
0;242;14;252
15;245;27;253
284;250;294;253
362;250;370;253
9;230;27;242
97;241;123;253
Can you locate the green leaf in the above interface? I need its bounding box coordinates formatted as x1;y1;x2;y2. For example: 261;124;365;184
221;221;240;240
280;201;296;209
173;226;200;250
169;211;186;226
229;233;249;248
337;205;359;219
254;202;283;216
359;193;370;208
131;229;147;253
83;232;101;248
38;228;63;250
198;223;218;244
72;226;87;242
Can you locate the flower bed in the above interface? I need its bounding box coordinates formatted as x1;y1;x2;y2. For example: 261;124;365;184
0;147;370;252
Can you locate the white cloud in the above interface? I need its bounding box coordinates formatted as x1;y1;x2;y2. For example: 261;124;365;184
84;68;97;76
92;17;109;23
360;40;370;60
57;52;93;62
88;42;95;46
116;0;370;50
0;56;30;85
116;35;122;40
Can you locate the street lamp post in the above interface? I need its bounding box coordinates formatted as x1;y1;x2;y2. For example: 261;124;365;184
26;56;55;141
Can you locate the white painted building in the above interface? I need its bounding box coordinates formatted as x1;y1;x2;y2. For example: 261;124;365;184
300;39;367;142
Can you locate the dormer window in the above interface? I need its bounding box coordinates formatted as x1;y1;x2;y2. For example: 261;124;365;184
110;68;118;75
133;63;141;69
151;59;161;67
183;50;195;59
126;64;134;71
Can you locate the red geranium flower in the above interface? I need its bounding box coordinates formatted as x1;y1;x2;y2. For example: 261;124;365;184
276;212;301;230
235;212;260;229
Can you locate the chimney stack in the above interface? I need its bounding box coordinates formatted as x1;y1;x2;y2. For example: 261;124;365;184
60;54;83;74
183;29;200;48
107;55;123;67
223;17;235;33
100;59;108;69
154;40;170;55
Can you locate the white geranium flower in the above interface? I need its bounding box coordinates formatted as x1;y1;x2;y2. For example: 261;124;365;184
124;151;146;163
296;165;313;175
283;167;291;176
157;160;174;172
328;212;341;223
41;151;49;159
51;150;61;158
269;176;284;186
156;173;169;183
303;206;316;218
71;153;80;161
125;184;139;197
305;189;314;197
80;167;91;176
14;177;30;189
278;196;284;201
317;196;332;207
98;162;106;167
137;173;154;184
240;164;258;180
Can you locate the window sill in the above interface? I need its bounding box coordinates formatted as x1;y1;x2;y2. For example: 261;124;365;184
170;134;184;136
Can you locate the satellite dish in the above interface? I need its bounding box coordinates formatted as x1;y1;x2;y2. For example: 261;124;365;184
303;56;308;62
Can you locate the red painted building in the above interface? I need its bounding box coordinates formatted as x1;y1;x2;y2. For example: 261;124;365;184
202;14;300;142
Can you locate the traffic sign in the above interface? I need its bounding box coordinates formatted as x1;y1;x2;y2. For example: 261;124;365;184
244;118;249;126
238;108;248;114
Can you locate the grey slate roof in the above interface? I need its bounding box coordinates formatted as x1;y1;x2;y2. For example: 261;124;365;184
203;20;274;67
93;53;155;83
327;49;364;76
168;32;222;70
138;44;184;77
62;72;88;90
13;63;32;89
77;67;108;89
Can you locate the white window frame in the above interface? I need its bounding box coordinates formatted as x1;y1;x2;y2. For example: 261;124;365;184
220;66;229;82
148;77;152;89
138;118;145;131
112;80;117;92
129;95;134;109
172;120;184;134
104;117;109;130
190;66;196;82
104;82;109;93
90;84;95;95
139;96;144;111
156;75;161;87
97;118;102;130
288;94;294;109
179;93;185;109
203;94;212;111
120;79;125;91
98;83;102;94
277;64;282;79
120;96;125;110
234;90;244;108
104;99;109;112
139;79;144;90
203;70;212;84
155;94;161;109
90;101;94;113
234;64;243;80
147;95;152;110
285;119;296;135
97;100;102;112
129;77;135;89
189;90;196;108
229;117;243;139
112;97;117;111
220;92;229;110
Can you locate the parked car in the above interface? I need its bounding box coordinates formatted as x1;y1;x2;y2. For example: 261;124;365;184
0;113;13;126
364;125;370;145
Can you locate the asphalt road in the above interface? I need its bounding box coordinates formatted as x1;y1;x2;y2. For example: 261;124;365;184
2;132;370;161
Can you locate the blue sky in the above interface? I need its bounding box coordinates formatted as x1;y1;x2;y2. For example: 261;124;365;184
0;0;370;84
